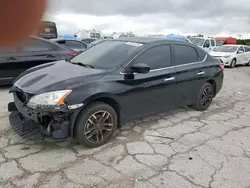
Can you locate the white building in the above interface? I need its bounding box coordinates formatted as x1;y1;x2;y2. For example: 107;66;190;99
75;29;102;39
110;32;136;39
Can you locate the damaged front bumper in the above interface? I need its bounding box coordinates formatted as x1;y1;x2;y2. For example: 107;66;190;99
8;92;83;141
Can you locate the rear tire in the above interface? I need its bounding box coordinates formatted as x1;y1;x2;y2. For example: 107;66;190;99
230;59;236;68
75;102;117;148
192;83;214;111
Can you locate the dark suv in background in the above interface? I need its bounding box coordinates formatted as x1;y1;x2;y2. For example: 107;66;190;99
0;36;76;85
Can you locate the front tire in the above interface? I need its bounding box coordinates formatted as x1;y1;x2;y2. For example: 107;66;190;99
192;83;214;111
75;102;117;148
230;59;236;68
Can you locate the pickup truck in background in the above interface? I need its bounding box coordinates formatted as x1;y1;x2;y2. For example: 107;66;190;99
189;37;218;52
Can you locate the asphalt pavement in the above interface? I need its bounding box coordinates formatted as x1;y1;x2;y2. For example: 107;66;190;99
0;67;250;188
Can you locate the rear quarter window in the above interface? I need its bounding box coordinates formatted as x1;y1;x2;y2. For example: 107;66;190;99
197;49;207;61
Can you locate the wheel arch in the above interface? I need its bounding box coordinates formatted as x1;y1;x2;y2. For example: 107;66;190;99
70;93;121;138
206;79;216;97
86;94;121;127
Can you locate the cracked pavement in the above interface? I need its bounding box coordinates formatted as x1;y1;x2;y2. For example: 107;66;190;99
0;67;250;188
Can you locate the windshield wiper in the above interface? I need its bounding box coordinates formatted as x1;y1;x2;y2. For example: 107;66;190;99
71;62;94;69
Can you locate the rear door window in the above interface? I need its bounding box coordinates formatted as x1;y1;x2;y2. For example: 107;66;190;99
173;45;198;66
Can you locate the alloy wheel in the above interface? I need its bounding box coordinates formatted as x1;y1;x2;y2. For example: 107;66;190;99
200;87;213;108
84;110;114;144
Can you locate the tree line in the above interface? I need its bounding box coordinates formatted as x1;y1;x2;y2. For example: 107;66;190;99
236;39;250;45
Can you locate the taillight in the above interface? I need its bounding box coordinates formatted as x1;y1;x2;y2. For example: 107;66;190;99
219;63;224;71
68;53;78;57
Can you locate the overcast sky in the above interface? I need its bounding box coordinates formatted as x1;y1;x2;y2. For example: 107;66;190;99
44;0;250;38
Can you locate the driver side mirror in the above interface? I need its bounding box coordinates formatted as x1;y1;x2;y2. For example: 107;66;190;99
238;50;244;54
131;63;150;74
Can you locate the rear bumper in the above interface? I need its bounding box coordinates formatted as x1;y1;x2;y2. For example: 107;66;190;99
215;72;224;95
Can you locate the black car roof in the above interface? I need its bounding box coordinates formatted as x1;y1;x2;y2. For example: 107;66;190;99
29;36;73;51
112;37;190;45
30;35;63;45
52;38;80;42
51;38;88;45
82;38;96;40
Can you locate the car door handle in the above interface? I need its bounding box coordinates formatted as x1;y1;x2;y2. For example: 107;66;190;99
164;77;175;82
6;57;17;61
197;71;205;75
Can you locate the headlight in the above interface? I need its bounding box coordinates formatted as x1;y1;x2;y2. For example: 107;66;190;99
223;55;231;58
27;90;72;109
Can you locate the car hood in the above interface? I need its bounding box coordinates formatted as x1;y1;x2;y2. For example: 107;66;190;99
13;61;106;94
209;51;233;57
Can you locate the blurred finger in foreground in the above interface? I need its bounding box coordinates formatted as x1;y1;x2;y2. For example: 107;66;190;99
0;0;46;47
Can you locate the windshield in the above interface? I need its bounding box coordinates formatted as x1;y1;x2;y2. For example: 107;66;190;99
70;41;143;69
189;38;205;46
214;46;238;52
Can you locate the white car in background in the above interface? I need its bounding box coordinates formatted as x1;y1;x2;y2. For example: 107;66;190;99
210;45;250;68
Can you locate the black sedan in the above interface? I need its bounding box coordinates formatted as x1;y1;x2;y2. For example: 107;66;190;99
8;38;224;148
52;39;88;52
88;39;106;48
0;36;76;85
81;38;96;44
